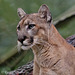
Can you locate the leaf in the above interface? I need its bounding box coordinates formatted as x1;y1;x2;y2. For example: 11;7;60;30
0;46;17;64
54;5;75;25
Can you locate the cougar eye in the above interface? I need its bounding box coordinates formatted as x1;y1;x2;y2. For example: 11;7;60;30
28;24;35;29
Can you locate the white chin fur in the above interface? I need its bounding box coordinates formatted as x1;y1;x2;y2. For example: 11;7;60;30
21;46;30;50
17;41;30;51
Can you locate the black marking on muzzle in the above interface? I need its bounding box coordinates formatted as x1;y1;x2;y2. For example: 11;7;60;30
18;36;27;44
30;37;33;43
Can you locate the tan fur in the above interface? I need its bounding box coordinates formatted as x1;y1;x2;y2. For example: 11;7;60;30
17;5;75;75
32;24;75;75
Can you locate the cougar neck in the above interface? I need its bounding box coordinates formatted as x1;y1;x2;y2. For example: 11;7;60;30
32;24;67;55
48;24;66;46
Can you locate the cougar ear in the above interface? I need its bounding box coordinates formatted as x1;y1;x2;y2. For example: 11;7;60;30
38;4;52;23
17;8;26;18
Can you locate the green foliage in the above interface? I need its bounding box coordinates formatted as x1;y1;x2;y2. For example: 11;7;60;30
0;0;75;75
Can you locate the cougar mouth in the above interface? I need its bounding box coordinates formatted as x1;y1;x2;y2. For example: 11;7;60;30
17;37;34;51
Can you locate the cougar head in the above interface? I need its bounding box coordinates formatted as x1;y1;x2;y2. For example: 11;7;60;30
17;4;52;50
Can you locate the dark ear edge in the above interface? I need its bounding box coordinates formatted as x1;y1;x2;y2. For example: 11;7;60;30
17;8;26;18
38;4;52;23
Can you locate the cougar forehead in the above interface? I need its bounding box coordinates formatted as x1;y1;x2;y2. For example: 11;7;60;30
18;13;47;27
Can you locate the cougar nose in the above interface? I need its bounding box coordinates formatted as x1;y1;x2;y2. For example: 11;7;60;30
18;36;27;44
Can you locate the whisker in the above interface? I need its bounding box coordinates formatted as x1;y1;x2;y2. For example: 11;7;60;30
35;42;42;45
48;29;50;41
39;39;50;45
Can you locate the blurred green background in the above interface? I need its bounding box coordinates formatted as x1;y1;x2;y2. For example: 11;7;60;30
0;0;75;75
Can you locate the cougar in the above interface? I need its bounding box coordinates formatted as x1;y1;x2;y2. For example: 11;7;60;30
17;4;75;75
